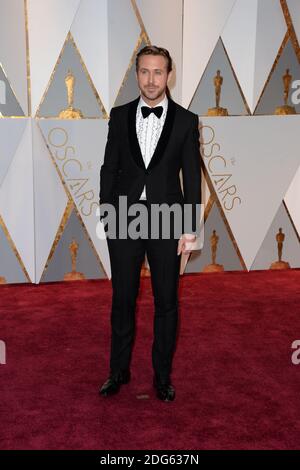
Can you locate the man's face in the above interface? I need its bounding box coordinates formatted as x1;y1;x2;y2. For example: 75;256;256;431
136;54;171;103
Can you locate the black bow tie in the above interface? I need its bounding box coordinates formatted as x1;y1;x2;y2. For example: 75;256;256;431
141;106;163;119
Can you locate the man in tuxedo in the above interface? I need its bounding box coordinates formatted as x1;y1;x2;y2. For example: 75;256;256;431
99;46;201;401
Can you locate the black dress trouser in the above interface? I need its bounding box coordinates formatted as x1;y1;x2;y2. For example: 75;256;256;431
106;200;181;381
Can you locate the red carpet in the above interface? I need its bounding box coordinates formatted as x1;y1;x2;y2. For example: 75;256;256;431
1;270;300;450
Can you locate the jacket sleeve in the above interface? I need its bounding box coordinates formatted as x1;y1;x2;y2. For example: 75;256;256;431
181;114;202;236
99;107;120;206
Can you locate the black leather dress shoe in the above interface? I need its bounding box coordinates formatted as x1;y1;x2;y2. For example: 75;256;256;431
153;375;175;402
99;369;131;397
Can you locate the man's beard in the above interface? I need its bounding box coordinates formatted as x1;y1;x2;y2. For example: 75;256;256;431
142;87;166;101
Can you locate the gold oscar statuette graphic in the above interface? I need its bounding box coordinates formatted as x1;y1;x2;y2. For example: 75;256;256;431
206;70;228;116
58;69;84;119
64;238;85;281
203;229;224;273
270;227;290;270
275;69;296;115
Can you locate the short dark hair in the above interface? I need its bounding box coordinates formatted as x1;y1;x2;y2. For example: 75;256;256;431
136;45;173;73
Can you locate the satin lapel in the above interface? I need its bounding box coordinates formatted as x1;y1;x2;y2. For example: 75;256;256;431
147;97;176;171
128;96;177;172
128;97;145;171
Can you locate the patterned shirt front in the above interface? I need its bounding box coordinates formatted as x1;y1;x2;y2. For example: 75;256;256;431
136;93;168;200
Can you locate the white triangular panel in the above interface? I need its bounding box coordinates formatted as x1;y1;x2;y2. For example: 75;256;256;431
286;0;300;46
114;37;147;106
71;0;109;113
135;0;183;103
182;0;236;108
27;0;81;115
38;119;111;277
71;0;140;113
0;119;27;187
33;121;68;283
284;164;300;239
108;0;141;110
222;0;286;113
0;119;35;281
201;115;300;269
0;0;28;114
202;174;211;208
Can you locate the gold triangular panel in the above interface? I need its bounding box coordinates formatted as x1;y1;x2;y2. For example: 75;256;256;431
41;207;106;282
255;38;300;115
0;63;25;117
36;33;106;118
185;202;244;273
251;201;300;270
189;38;250;116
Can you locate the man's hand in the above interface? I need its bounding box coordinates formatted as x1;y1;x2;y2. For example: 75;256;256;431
177;233;197;255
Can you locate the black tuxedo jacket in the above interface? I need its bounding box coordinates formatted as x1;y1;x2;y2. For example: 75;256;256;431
99;95;201;232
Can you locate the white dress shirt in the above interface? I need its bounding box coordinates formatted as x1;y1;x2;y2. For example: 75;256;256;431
136;93;168;200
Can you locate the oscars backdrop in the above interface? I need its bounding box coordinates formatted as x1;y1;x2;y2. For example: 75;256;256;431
0;0;300;284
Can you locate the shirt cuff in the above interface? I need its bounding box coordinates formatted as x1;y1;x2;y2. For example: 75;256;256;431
181;233;197;240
